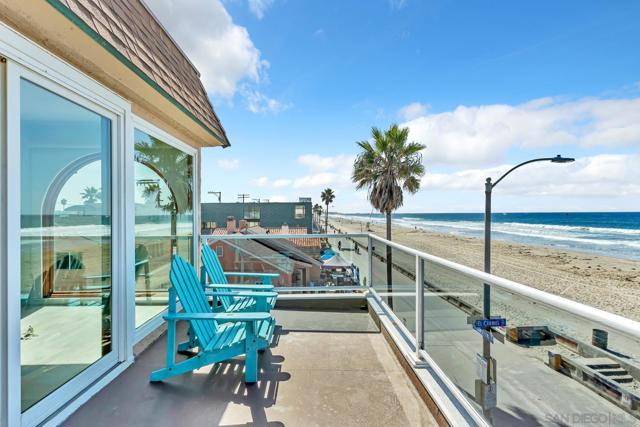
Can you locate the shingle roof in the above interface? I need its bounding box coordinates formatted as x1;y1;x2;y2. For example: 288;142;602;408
52;0;229;146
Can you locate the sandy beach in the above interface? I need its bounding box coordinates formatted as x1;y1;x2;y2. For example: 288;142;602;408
330;216;640;321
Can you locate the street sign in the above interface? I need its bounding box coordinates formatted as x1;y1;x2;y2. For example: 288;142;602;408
474;318;507;329
474;326;494;343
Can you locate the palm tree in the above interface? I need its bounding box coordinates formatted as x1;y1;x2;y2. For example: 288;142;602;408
313;203;323;229
320;188;335;233
135;136;193;257
352;124;425;303
60;198;68;211
81;186;101;205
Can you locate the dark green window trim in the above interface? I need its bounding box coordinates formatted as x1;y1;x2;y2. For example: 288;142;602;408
46;0;229;147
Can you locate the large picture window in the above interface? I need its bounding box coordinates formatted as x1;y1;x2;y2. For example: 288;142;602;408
20;78;113;411
134;128;194;327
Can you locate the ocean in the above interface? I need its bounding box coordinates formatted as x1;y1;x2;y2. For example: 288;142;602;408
337;212;640;261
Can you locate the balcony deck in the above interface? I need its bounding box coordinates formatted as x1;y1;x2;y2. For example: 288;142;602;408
64;307;438;427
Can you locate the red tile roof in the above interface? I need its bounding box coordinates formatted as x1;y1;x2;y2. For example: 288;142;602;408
55;0;229;146
205;226;321;248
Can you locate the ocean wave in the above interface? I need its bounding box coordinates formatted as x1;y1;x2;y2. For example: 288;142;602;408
333;214;640;256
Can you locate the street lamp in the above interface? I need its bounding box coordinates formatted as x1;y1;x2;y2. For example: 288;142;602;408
477;154;574;416
484;155;575;274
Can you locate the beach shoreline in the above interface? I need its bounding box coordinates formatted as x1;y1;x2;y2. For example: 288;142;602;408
330;215;640;321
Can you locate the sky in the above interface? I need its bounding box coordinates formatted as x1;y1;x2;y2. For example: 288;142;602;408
146;0;640;214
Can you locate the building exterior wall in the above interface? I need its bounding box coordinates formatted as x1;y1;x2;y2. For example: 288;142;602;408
0;5;214;425
201;202;313;233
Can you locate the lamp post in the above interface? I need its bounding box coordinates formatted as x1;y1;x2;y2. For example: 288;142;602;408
478;154;574;417
484;155;575;275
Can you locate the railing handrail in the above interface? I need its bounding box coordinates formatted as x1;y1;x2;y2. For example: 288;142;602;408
202;232;369;240
202;231;640;340
367;233;640;340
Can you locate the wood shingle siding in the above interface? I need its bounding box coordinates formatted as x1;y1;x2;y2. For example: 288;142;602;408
53;0;229;146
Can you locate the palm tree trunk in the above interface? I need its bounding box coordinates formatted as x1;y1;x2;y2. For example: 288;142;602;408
325;204;329;233
171;211;177;257
386;211;393;309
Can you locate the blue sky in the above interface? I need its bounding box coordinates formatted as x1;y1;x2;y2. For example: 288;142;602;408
148;0;640;213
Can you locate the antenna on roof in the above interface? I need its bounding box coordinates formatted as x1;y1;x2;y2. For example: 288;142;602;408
237;193;250;203
208;191;221;203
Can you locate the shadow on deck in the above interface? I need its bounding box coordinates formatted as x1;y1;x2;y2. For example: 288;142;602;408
63;306;437;427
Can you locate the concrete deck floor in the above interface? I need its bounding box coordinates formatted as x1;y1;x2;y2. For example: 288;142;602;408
63;308;437;427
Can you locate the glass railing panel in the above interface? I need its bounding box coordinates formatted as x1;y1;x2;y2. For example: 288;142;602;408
421;256;640;426
371;239;416;333
203;235;367;290
422;259;485;409
486;285;640;426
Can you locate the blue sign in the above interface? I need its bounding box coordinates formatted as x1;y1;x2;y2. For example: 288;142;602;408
473;326;494;343
474;318;507;329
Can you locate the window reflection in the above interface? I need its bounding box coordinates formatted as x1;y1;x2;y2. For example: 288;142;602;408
134;129;193;327
20;79;112;411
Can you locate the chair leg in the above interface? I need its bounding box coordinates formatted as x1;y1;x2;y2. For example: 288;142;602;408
245;347;257;383
178;325;198;354
244;322;258;383
150;354;207;382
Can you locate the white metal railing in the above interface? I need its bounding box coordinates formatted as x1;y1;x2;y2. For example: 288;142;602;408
203;231;640;339
367;233;640;340
203;231;640;425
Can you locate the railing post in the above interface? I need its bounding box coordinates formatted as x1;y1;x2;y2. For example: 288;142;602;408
367;235;373;289
415;255;424;356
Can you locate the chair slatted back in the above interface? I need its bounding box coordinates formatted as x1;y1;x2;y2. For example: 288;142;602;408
201;244;235;309
170;255;218;347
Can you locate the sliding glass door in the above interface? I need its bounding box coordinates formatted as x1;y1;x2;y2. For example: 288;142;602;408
19;77;115;411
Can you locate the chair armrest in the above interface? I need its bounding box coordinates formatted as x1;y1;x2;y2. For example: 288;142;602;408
206;283;274;290
208;291;277;298
163;312;271;322
223;272;280;278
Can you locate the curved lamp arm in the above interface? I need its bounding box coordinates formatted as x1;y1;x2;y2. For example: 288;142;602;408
490;155;575;189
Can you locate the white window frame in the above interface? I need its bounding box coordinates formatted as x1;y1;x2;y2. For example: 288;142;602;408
1;57;8;427
131;116;199;343
0;21;133;427
295;205;306;219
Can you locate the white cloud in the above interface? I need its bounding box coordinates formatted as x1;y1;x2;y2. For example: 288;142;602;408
252;176;270;187
241;86;291;114
289;154;356;189
403;96;640;167
297;154;355;172
272;179;292;188
216;159;240;170
313;28;326;39
421;153;640;197
146;0;268;98
148;0;288;112
248;0;273;19
268;195;287;202
398;102;429;120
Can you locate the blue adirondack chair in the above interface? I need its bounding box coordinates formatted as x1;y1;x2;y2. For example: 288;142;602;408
149;255;276;384
201;243;279;313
